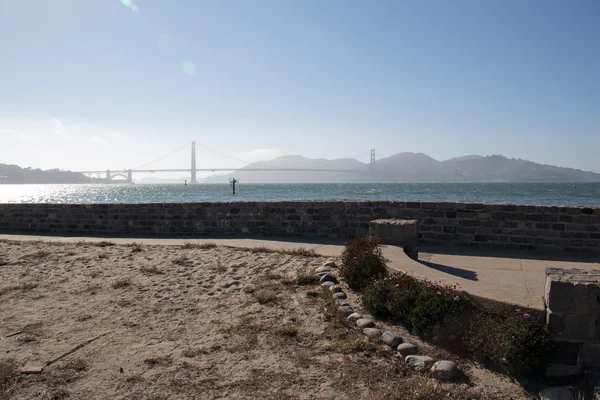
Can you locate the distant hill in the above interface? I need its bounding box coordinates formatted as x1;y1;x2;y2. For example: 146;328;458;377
0;163;93;184
203;153;600;183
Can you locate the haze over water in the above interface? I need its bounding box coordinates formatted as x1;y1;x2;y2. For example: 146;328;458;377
1;183;599;207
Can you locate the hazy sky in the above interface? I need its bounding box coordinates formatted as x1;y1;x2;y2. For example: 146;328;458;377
1;0;599;177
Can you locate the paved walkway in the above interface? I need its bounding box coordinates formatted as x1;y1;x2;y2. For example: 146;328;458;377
2;234;599;310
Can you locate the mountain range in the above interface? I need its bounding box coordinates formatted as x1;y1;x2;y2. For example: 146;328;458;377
203;153;600;183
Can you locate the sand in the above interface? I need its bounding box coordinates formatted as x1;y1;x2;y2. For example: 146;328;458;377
0;239;532;400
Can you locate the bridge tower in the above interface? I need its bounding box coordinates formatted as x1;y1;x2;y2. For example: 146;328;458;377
190;141;198;184
369;149;376;182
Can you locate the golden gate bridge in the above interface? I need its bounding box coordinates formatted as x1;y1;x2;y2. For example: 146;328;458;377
75;142;376;183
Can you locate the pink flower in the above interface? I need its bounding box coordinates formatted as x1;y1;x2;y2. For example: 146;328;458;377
515;309;521;313
436;291;441;295
395;284;400;288
453;295;460;301
523;313;530;318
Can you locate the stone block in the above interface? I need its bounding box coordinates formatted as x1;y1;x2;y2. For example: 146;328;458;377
545;363;580;377
574;282;600;314
546;276;574;312
580;343;600;368
564;314;598;341
547;311;565;334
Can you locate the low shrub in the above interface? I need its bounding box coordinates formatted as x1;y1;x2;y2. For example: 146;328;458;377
340;236;387;290
363;274;467;335
362;273;553;377
467;308;554;377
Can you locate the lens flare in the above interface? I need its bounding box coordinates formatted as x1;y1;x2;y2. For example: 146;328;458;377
120;0;138;12
182;61;196;76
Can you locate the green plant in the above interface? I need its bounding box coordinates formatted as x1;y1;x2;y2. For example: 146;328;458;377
340;236;387;290
494;310;555;376
407;278;468;335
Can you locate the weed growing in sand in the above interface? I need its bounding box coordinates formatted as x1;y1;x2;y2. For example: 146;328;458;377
22;250;50;260
183;241;217;249
172;255;190;266
61;358;88;372
128;243;144;253
144;355;173;367
277;324;299;338
182;348;199;358
96;241;116;248
296;270;319;286
140;265;163;275
0;282;39;297
97;253;109;260
17;335;38;344
112;278;131;289
0;358;18;394
241;246;318;257
254;289;277;304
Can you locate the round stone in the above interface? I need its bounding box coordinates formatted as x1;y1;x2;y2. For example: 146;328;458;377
321;281;335;287
405;355;435;372
356;319;375;329
363;328;382;338
315;266;330;273
316;271;330;277
337;299;350;306
333;291;347;300
319;274;338;284
323;260;337;268
539;387;574;400
338;305;354;316
329;285;342;293
397;343;418;356
347;313;362;322
430;360;458;380
380;331;402;348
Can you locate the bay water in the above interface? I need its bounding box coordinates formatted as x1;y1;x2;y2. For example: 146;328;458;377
0;182;599;206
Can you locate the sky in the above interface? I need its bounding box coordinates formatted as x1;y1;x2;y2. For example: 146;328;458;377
0;0;599;178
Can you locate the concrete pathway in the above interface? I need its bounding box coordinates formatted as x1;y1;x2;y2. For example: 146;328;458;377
2;234;599;310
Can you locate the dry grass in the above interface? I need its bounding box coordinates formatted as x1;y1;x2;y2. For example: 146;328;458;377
111;278;131;289
277;324;299;338
253;289;277;304
0;358;18;394
95;241;115;248
182;242;217;250
240;246;318;257
0;282;39;297
60;358;89;373
128;243;144;253
296;269;319;286
140;265;163;275
143;356;173;368
172;255;190;266
21;250;50;260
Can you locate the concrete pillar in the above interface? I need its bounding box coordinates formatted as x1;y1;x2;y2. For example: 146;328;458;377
106;170;110;180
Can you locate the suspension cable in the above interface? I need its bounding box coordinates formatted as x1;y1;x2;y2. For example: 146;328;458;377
132;142;192;170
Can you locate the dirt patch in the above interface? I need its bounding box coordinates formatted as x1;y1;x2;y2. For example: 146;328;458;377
0;240;533;399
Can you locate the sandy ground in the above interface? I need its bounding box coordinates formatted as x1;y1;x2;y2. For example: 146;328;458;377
0;239;533;400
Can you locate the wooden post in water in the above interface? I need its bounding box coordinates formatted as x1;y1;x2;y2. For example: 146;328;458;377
232;178;237;194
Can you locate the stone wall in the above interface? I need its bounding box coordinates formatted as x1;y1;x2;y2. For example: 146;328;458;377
0;201;599;254
545;268;600;376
